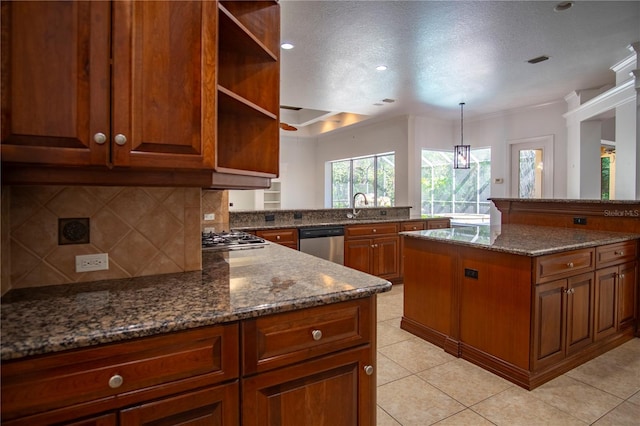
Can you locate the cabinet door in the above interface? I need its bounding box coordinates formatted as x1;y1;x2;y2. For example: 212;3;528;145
595;266;618;341
242;346;373;426
120;382;239;426
1;1;110;166
373;236;399;279
533;279;566;370
618;261;637;330
111;1;217;169
565;272;595;355
345;239;373;275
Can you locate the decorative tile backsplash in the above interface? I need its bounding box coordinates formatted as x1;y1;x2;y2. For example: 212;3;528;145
1;186;228;293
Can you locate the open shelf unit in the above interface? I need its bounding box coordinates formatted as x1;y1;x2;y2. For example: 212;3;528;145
217;1;279;177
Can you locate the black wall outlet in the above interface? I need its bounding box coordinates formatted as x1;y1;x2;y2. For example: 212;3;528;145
573;217;587;225
380;210;387;216
464;268;479;279
294;212;302;219
265;214;275;222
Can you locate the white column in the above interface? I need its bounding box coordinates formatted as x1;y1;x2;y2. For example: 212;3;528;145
579;121;603;199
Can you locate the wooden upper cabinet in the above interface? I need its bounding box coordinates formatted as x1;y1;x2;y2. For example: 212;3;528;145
1;1;110;166
1;0;280;183
216;1;279;177
111;0;217;169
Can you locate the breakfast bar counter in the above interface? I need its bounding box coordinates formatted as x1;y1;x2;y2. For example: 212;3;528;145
401;224;639;390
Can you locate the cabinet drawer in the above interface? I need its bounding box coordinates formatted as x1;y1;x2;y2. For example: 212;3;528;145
596;241;638;268
401;221;426;231
1;324;239;420
242;298;372;375
534;248;595;284
427;219;450;229
255;228;298;245
346;223;399;238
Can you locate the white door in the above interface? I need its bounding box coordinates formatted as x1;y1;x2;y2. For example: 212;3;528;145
509;136;554;198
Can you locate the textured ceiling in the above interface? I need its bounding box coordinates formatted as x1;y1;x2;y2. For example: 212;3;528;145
279;0;640;135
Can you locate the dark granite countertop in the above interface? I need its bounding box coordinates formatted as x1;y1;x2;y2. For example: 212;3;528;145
489;198;639;205
1;243;391;361
401;224;640;256
232;216;448;231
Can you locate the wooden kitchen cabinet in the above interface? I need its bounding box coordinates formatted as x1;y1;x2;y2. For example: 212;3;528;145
1;324;240;425
256;228;298;250
1;0;279;186
345;223;400;280
532;272;595;371
594;241;638;339
241;298;376;426
400;221;426;232
402;237;637;389
426;218;450;229
595;263;638;340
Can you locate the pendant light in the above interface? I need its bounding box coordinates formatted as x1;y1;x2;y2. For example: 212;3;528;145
454;102;471;169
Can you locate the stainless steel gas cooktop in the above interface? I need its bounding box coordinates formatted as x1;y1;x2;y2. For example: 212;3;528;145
201;230;268;252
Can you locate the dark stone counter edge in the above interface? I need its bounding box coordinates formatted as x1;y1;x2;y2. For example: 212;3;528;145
1;284;391;362
401;232;639;257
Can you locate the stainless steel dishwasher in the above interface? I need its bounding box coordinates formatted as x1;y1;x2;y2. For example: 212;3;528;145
298;226;345;265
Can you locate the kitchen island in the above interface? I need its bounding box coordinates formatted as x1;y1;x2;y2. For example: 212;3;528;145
401;224;639;390
1;243;390;425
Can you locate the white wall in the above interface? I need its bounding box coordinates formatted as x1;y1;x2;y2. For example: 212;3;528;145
315;116;410;208
279;135;318;209
279;100;570;211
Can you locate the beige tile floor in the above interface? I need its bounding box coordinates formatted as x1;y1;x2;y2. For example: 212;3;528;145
376;284;640;426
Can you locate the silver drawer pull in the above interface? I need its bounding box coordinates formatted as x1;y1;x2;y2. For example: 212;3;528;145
311;329;323;341
364;365;374;375
566;262;574;268
108;374;123;389
93;132;107;145
114;134;127;146
614;251;624;256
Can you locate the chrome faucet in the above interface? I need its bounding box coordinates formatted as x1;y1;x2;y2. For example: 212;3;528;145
347;192;368;219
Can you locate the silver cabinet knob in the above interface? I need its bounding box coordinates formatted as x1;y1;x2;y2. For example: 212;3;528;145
108;374;123;389
93;132;107;145
276;235;281;240
567;262;574;268
364;365;374;375
311;329;323;341
114;134;127;146
372;229;377;233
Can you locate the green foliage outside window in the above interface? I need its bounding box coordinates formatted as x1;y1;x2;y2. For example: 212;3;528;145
421;148;491;216
331;153;395;208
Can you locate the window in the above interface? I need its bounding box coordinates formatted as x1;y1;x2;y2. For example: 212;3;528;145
421;148;491;223
331;152;395;208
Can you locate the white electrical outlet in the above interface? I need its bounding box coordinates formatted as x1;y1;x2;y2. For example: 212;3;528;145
204;213;215;220
76;253;109;272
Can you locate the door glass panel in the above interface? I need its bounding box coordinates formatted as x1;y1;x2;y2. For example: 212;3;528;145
518;149;543;198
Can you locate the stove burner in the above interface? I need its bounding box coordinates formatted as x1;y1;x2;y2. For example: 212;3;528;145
202;230;268;251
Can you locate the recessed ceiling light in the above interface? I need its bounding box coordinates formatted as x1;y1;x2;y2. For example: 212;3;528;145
527;55;550;64
376;65;388;71
554;1;573;12
281;43;294;50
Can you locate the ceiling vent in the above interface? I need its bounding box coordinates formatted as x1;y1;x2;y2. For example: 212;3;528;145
382;98;396;103
527;55;550;64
